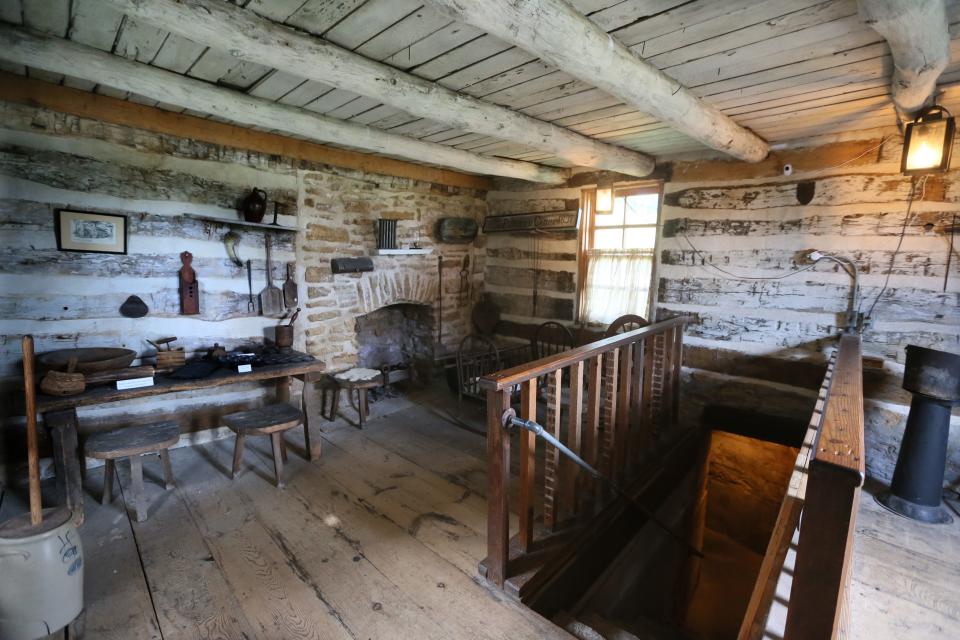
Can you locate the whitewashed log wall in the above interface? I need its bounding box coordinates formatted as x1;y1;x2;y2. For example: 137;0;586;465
0;100;486;481
483;187;581;341
485;128;960;487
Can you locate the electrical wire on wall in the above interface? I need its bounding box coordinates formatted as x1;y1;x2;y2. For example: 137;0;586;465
863;174;927;321
674;134;932;334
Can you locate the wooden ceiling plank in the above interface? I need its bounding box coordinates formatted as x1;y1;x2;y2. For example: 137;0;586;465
323;0;420;52
410;34;511;82
277;80;335;107
354;6;452;61
665;16;882;88
103;0;655;175
303;87;363;114
248;69;308;101
282;0;367;36
324;95;383;120
0;0;22;23
113;18;168;63
383;21;483;71
22;0;69;35
151;34;208;74
426;0;768;161
647;0;859;69
68;0;124;51
245;0;315;23
0;31;568;182
348;103;404;125
476;0;859;120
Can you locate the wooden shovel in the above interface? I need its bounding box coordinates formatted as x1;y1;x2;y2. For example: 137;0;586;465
260;234;284;316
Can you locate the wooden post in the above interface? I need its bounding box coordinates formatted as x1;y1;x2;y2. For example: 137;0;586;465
44;409;84;524
544;369;563;530
485;388;512;587
564;361;584;519
22;335;42;526
518;379;537;552
783;463;862;640
582;354;602;509
615;344;633;482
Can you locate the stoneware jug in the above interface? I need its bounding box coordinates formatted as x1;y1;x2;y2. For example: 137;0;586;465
240;187;268;223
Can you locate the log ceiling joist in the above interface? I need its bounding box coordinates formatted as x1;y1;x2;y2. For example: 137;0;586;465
858;0;951;115
100;0;656;178
425;0;771;163
0;73;493;191
0;25;569;185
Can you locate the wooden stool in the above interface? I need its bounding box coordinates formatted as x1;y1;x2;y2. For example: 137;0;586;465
224;403;305;488
84;422;179;523
325;370;384;428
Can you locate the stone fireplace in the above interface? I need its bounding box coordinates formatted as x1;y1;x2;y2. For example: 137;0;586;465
297;169;487;373
355;303;435;370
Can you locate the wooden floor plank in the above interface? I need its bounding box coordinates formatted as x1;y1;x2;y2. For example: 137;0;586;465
171;445;358;640
81;467;163;639
123;452;260;639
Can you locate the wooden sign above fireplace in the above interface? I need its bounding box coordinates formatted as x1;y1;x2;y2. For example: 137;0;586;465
482;209;580;234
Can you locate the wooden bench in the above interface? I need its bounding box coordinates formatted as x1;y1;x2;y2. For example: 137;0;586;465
224;403;306;488
84;421;180;522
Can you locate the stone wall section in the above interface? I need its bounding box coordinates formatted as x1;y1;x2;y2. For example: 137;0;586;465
298;170;487;371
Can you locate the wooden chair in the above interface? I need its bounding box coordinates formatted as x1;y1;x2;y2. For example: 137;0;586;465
532;321;575;360
223;403;305;488
84;421;180;523
603;314;650;337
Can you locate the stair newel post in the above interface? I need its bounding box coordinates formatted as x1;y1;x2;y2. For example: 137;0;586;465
485;387;512;587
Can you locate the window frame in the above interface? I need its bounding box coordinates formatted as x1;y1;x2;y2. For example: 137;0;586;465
577;183;663;326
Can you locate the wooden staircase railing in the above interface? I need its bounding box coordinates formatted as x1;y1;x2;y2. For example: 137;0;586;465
478;317;688;589
739;333;865;640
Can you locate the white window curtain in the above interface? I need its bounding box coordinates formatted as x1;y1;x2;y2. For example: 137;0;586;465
582;248;654;325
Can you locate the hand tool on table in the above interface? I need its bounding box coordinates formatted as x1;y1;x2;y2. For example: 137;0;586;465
246;259;255;313
259;235;284;316
283;262;299;308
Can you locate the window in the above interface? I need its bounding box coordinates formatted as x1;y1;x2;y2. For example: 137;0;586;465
578;185;661;325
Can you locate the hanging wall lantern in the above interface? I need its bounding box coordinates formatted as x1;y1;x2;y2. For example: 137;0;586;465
901;105;955;175
595;176;614;214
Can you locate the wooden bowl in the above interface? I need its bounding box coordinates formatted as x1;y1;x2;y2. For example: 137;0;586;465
38;348;137;374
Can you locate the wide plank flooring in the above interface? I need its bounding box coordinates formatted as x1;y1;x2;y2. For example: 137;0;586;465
848;482;960;639
34;386;569;639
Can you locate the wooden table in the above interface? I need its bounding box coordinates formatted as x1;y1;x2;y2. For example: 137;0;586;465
36;361;326;525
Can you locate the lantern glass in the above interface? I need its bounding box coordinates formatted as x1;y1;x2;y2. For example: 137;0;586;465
595;186;613;214
901;108;955;175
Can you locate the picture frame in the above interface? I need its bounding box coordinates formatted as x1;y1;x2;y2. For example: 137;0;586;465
55;209;128;255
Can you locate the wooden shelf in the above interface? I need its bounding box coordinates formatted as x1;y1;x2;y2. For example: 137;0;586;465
182;213;298;233
376;248;433;255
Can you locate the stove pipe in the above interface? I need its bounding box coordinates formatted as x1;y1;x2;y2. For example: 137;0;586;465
878;345;960;524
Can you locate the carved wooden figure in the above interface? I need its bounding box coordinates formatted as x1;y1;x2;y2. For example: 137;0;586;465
179;250;200;315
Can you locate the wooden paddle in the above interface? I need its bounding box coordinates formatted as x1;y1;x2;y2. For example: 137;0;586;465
260;234;284;316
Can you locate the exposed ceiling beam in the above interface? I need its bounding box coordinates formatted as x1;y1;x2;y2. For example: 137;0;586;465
859;0;950;115
100;0;656;177
0;73;492;190
424;0;770;163
0;25;569;184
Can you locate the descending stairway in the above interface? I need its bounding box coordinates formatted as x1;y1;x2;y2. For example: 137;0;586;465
558;611;698;640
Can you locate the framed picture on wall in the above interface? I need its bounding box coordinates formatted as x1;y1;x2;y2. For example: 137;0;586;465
55;209;128;255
